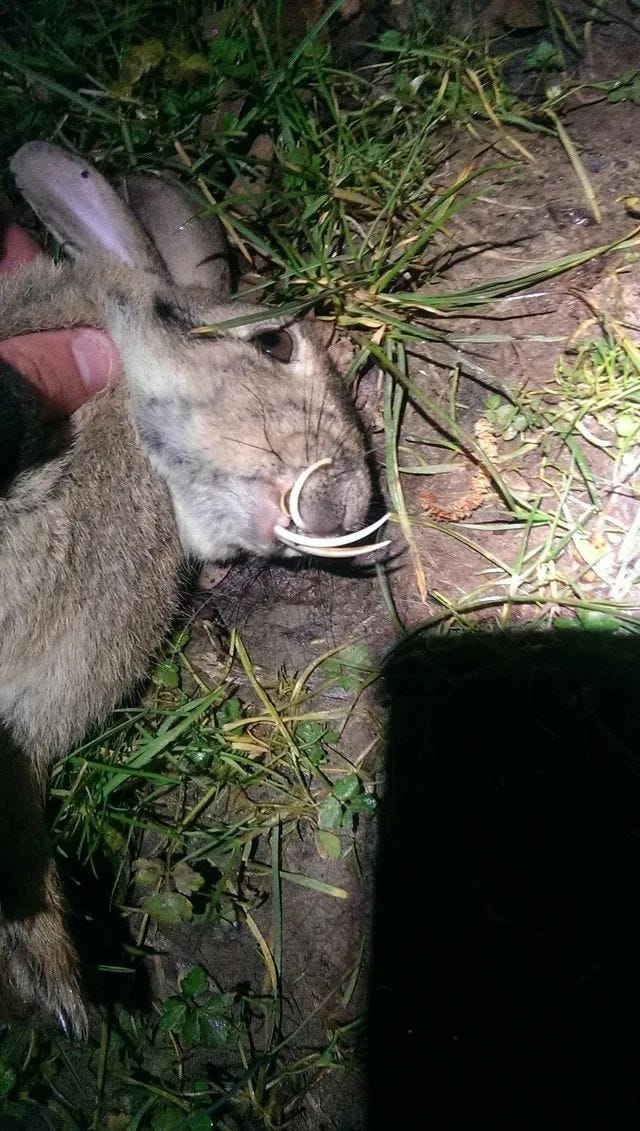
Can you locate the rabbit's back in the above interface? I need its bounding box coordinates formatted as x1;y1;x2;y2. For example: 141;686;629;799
0;384;182;760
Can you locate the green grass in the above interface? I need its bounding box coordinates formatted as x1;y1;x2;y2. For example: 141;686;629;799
1;630;378;1128
3;0;640;1124
391;307;640;637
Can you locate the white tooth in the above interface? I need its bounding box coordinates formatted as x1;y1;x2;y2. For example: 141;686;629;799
274;512;390;548
287;456;333;530
279;488;291;519
276;538;391;559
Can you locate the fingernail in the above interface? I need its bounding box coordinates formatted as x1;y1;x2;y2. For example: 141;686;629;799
71;329;120;393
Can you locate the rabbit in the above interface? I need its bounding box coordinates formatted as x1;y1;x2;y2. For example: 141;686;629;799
0;141;378;1038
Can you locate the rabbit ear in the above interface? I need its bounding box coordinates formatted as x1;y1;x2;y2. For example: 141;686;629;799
10;142;165;272
121;174;231;299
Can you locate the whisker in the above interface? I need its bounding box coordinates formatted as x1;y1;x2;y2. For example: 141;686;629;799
219;435;275;455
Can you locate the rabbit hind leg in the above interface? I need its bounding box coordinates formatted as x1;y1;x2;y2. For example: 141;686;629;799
0;727;87;1038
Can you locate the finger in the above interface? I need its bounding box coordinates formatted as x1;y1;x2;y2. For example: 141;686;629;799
0;224;41;273
0;329;122;416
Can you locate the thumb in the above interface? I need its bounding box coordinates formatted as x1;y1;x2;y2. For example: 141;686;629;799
0;328;122;416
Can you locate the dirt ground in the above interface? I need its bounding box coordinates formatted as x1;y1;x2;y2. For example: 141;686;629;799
143;6;640;1127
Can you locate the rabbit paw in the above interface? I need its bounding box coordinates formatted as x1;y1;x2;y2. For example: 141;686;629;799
1;910;88;1039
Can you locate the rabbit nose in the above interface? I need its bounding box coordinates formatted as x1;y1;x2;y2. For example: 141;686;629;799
288;462;371;536
298;495;346;537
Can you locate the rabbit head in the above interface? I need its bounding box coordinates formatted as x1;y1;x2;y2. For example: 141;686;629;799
11;143;379;564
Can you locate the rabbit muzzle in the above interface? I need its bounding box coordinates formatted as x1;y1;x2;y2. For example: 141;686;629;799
258;459;371;543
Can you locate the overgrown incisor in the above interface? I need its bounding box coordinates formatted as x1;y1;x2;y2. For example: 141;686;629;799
0;142;385;1037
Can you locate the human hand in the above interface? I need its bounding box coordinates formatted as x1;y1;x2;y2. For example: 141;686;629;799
0;224;121;416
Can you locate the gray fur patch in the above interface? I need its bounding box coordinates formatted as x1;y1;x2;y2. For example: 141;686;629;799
136;396;195;474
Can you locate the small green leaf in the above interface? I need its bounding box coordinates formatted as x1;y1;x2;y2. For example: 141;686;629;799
317;1046;338;1066
318;795;342;829
188;742;214;768
296;720;329;766
307;743;326;767
142;891;193;926
524;41;562;72
133;857;163;888
575;609;622;634
297;720;324;744
333;773;361;802
484;393;502;410
322;643;373;690
153;659;180;688
172;861;205;896
165;50;210;85
180;965;208;997
183;1113;213;1131
615;413;639;438
554;616;579;630
341;642;370;666
198;1007;233;1047
218;696;243;723
378;29;401;48
103;825;126;853
159;997;188;1031
110;38;166;98
0;1065;15;1099
348;794;376;815
40;1056;59;1082
315;829;342;860
152;1104;191;1130
181;1007;201;1045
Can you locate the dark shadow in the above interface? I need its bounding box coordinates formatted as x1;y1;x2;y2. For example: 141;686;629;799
0;725;54;924
60;828;154;1018
0;717;154;1025
368;627;640;1128
0;361;72;493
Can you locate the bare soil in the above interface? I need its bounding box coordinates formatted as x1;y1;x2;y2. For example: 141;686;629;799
149;7;640;1126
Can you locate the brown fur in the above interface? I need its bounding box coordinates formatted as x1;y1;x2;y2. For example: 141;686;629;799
0;144;373;1035
0;382;181;1035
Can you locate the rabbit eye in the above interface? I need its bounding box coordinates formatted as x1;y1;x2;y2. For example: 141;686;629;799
253;329;293;363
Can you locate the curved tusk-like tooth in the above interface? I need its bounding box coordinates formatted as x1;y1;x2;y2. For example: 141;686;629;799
274;512;389;549
286;456;333;531
296;538;391;556
276;539;391;559
280;487;291;519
